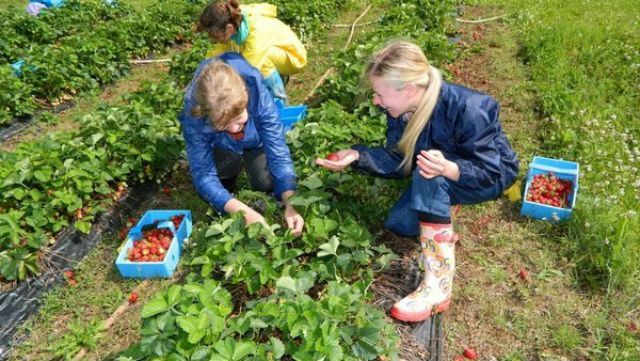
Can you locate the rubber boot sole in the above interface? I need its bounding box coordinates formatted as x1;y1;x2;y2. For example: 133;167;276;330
390;298;451;323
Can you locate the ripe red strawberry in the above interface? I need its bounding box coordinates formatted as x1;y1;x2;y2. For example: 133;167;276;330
162;186;171;195
326;153;340;161
128;292;139;304
518;267;529;281
463;348;477;360
63;270;74;280
628;321;638;332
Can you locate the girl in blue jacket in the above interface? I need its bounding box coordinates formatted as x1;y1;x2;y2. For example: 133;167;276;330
316;40;519;322
179;52;304;235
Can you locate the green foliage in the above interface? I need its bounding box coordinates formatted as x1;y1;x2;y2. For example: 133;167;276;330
316;0;458;110
267;0;346;43
0;81;183;280
0;0;132;62
168;35;210;88
0;65;36;124
47;319;106;360
0;0;200;121
509;0;640;295
122;165;400;360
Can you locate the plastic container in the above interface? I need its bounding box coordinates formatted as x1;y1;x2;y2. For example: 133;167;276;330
520;156;579;221
11;60;25;76
115;210;192;278
279;105;307;133
38;0;65;8
127;210;192;252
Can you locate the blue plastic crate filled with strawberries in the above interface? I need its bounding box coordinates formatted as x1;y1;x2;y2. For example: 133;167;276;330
115;210;192;278
520;156;579;221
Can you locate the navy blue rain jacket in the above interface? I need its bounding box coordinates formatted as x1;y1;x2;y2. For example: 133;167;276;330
352;82;519;191
178;53;297;213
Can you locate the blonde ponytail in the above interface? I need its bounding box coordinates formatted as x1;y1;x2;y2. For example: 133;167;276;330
366;40;442;174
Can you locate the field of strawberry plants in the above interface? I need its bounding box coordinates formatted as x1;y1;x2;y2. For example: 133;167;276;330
1;0;639;360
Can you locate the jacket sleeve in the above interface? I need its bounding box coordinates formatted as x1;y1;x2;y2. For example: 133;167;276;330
350;118;407;178
449;98;504;189
252;78;297;198
180;111;233;213
350;145;407;178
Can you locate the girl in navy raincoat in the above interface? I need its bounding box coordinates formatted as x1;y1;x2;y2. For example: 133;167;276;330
179;52;304;235
316;40;518;322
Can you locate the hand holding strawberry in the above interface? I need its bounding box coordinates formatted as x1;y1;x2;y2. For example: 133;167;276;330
315;149;360;172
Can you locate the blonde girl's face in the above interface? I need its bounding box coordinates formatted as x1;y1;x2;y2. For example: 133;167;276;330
221;108;248;133
370;76;412;118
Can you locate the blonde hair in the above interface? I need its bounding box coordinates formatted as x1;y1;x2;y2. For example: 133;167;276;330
366;40;442;174
191;60;248;129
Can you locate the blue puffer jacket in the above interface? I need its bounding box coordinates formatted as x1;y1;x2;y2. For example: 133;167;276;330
352;82;519;191
178;52;297;213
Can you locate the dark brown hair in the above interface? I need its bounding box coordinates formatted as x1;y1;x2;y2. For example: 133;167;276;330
198;0;243;34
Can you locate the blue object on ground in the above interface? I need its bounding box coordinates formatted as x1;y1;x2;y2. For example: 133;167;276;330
115;210;192;278
520;156;579;221
10;60;25;76
279;104;307;133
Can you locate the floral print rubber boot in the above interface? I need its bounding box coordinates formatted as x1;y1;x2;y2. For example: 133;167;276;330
390;222;458;322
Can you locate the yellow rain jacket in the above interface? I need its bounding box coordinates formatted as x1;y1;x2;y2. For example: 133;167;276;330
206;3;307;78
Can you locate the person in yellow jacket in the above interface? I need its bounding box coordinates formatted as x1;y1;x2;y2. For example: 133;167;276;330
198;0;307;105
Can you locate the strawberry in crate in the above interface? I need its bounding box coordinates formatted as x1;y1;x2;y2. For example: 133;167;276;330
526;172;573;208
126;227;174;263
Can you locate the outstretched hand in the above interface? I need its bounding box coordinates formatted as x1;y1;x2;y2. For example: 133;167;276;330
315;149;359;172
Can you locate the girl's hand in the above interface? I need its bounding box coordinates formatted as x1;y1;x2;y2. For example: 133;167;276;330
243;207;269;228
224;198;269;229
284;204;304;236
315;149;359;172
417;149;460;181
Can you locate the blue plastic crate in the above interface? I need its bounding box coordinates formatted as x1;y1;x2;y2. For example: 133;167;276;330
521;156;579;221
115;210;192;278
279;105;307;133
115;225;180;278
127;210;192;253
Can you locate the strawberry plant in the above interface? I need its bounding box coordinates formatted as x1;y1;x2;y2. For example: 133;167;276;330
0;0;200;122
0;81;183;281
0;0;131;62
0;66;36;124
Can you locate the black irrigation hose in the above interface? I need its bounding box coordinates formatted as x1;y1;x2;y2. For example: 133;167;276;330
0;182;159;360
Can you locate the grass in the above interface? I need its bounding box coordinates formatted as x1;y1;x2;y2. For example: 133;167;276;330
485;0;640;297
445;2;640;359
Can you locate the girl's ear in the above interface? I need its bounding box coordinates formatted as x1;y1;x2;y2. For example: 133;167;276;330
226;23;236;36
402;83;418;98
